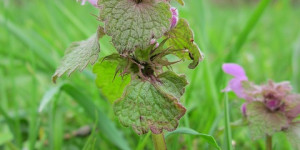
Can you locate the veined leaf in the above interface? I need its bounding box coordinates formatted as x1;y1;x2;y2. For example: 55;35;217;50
99;0;171;53
247;102;288;139
93;57;131;103
286;122;300;149
165;18;204;69
165;127;220;150
157;71;188;99
114;71;187;135
52;27;104;83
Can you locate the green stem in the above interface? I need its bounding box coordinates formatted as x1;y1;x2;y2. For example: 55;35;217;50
266;135;272;150
224;93;233;150
152;133;167;150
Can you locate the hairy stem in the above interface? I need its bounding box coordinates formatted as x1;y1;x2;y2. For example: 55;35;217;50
266;135;272;150
152;133;167;150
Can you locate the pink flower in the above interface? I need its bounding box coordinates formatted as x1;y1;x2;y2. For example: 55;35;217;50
170;7;179;29
222;63;249;99
80;0;98;7
150;39;159;48
223;63;300;141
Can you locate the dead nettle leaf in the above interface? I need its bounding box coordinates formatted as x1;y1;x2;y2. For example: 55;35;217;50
93;55;131;103
157;71;188;99
165;18;204;69
246;102;289;139
286;122;300;149
99;0;171;53
52;27;104;83
114;71;187;135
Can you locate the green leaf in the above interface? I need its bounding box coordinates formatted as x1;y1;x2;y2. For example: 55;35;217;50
165;18;204;69
286;122;300;150
99;0;171;53
61;84;131;150
114;71;187;135
157;71;188;99
165;127;220;150
93;58;131;103
246;102;288;139
38;83;65;112
52;30;101;83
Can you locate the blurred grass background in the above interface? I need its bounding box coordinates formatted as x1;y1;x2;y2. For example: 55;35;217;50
0;0;300;149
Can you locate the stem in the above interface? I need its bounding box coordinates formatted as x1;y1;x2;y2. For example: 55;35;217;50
224;93;233;150
266;135;272;150
152;133;167;150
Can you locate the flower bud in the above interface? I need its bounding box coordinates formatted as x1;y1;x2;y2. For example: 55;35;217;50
241;103;247;117
150;39;159;48
170;7;178;29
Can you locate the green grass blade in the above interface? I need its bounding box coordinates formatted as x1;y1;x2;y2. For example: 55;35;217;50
0;15;56;70
225;0;272;62
165;127;220;150
292;36;300;92
61;84;130;150
38;83;65;113
224;93;232;150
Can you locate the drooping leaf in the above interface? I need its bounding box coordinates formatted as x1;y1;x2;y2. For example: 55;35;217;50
99;0;171;53
286;122;300;149
93;57;131;103
165;127;221;150
114;71;187;135
246;102;288;139
52;28;103;83
165;18;204;69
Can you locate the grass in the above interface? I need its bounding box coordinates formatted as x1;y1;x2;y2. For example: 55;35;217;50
0;0;300;149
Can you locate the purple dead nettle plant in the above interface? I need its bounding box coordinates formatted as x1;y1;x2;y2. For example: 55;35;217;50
223;63;300;148
52;0;204;148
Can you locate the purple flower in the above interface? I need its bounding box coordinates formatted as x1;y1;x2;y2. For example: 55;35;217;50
222;63;249;100
170;7;179;29
223;63;300;141
79;0;98;7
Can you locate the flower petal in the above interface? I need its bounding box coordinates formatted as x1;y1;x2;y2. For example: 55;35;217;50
170;7;178;28
228;78;248;99
222;63;247;79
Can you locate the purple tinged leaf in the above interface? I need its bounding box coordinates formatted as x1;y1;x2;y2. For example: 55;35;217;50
99;0;172;53
285;122;300;149
246;101;289;139
165;19;204;69
114;71;187;135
